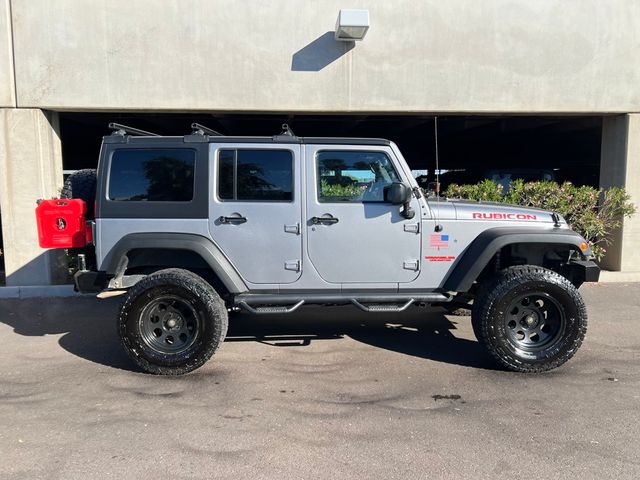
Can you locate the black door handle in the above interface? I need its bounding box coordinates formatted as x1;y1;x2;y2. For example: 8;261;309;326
311;216;339;225
219;215;247;224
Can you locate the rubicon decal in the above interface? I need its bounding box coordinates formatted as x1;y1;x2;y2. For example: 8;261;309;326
425;255;456;262
472;212;537;220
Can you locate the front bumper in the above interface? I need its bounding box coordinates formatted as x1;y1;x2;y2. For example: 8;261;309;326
567;260;600;283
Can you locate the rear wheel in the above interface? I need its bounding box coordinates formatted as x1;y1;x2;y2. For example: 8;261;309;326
472;265;587;372
118;268;228;375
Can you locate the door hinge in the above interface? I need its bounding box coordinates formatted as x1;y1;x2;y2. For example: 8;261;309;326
284;260;301;272
284;223;300;235
404;223;420;233
403;259;420;271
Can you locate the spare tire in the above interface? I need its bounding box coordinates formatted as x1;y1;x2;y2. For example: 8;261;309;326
61;169;97;219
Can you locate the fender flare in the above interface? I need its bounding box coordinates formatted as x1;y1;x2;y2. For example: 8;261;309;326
440;227;587;292
101;232;248;293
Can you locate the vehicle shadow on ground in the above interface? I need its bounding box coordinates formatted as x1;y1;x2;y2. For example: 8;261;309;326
0;299;496;372
0;297;132;370
227;306;497;370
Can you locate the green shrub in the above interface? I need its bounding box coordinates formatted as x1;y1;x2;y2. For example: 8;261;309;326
319;180;366;200
441;179;635;261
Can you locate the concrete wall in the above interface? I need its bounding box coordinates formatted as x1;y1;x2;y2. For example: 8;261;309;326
0;108;65;285
600;114;640;271
0;0;15;107
6;0;640;113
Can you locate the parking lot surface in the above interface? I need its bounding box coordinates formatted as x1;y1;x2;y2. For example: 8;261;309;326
1;283;639;480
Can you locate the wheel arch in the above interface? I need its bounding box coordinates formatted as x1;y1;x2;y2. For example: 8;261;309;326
101;233;247;294
441;227;589;292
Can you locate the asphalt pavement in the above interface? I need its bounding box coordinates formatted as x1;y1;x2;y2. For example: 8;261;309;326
0;283;639;480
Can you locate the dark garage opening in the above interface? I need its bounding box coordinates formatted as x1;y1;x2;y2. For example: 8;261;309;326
58;113;602;188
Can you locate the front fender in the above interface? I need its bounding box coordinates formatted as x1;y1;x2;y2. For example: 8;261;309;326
440;227;589;292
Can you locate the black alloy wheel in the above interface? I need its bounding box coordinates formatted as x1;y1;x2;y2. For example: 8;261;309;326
472;265;587;373
118;268;228;375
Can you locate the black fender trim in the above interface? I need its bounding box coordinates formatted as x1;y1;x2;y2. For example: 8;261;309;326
101;233;247;293
441;227;588;292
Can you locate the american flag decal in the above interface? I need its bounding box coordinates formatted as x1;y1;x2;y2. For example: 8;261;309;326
429;234;449;249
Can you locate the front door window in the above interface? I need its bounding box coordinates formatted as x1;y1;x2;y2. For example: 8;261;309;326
316;150;399;203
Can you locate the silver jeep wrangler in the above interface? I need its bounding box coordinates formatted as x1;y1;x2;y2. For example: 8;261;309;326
54;123;599;375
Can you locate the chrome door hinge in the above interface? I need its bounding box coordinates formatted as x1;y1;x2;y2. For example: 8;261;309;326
284;223;300;235
403;259;420;271
404;223;420;233
284;260;301;272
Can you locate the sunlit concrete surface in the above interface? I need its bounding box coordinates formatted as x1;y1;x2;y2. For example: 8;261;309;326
0;283;638;479
5;0;640;112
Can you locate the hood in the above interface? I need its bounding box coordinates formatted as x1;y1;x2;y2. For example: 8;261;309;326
448;200;566;225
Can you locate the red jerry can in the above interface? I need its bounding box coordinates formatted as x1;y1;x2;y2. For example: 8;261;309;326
35;199;88;249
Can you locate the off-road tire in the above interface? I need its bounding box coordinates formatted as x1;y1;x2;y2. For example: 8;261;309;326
61;169;97;219
472;265;587;373
118;268;228;375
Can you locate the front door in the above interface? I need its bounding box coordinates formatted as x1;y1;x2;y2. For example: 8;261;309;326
209;143;302;284
305;146;422;284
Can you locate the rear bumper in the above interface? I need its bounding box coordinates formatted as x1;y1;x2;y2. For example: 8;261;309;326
568;260;600;283
73;270;112;293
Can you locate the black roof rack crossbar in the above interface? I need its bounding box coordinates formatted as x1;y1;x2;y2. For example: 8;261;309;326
191;123;223;136
109;122;160;137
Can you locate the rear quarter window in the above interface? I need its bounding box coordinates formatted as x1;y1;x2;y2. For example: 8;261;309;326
108;149;196;202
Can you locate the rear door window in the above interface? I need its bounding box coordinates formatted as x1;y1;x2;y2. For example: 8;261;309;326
217;149;293;201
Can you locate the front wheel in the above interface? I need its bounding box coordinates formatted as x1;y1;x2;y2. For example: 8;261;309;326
118;268;228;375
472;265;587;373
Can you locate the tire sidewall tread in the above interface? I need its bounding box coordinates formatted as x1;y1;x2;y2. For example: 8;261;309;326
472;265;587;373
118;268;228;375
61;169;97;219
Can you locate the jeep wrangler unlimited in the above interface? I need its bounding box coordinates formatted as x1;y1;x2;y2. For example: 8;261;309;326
36;123;600;375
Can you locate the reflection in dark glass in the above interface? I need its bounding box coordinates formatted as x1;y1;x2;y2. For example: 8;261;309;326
316;150;399;203
217;149;293;201
218;150;235;200
109;149;195;202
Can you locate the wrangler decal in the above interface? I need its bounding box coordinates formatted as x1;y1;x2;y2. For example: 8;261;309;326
425;255;456;262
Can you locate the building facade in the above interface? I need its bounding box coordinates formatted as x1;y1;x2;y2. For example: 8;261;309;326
1;0;640;285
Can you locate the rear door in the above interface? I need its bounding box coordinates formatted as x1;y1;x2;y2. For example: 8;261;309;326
305;145;422;284
209;143;302;284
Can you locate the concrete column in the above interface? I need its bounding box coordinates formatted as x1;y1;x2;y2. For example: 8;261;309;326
0;108;66;285
599;114;640;272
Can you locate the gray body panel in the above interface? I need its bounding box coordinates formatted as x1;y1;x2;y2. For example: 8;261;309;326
304;144;423;284
94;135;590;296
208;143;303;285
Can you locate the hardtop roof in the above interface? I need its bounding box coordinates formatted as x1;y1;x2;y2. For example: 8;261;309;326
103;134;391;146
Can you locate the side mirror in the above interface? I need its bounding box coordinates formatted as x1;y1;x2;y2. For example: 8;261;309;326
384;182;415;219
384;182;410;205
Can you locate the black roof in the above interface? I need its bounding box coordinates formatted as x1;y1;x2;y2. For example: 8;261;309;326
103;134;391;146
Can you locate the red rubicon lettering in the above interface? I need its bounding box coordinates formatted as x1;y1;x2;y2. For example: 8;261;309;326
472;213;537;220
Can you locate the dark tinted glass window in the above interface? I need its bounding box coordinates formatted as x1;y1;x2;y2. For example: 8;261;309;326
109;149;195;202
316;150;399;202
217;149;293;201
218;150;235;200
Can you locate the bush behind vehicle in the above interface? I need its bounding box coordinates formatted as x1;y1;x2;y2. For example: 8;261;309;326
442;179;636;261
